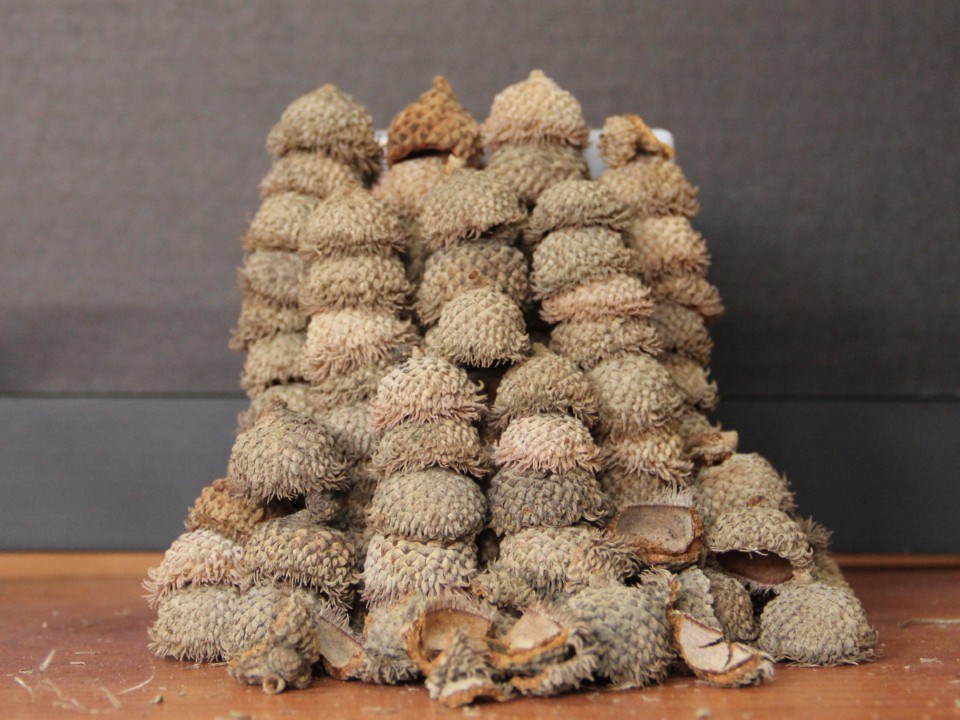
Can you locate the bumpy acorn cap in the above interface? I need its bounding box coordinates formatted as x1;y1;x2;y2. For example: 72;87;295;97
416;241;529;327
300;309;417;382
550;316;661;371
485;143;589;207
598;155;700;219
362;534;478;607
338;462;379;530
679;409;738;466
372;417;488;478
241;331;306;397
488;467;611;535
483;70;590;150
424;288;531;367
599;466;676;507
228;400;349;502
369;352;486;430
299;254;410;316
494;412;601;475
706;507;813;590
305;489;342;525
372;154;449;222
238;250;303;307
148;585;238;662
651;273;724;321
662;352;719;411
144;529;244;607
386;76;483;166
701;566;758;642
587;354;686;438
185;478;269;542
601;427;694;485
628;215;711;280
260;151;364;200
696;453;795;527
418;169;527;252
266;85;382;176
237;381;342;432
243;192;320;253
489;343;597;429
530;225;637;300
471;565;538;609
650;301;713;367
608;488;704;565
229;643;313;694
300;188;407;261
313;401;377;462
230;293;308;351
597;114;674;169
525;179;631;246
425;630;510;707
758;581;877;665
673;566;722;628
366;468;485;542
308;355;397;408
540;274;654;324
670;611;774;688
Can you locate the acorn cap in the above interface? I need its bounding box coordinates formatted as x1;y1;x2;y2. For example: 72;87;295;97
673;566;722;628
144;529;244;607
587;354;686;438
485;143;589;208
238;250;303;307
530;226;637;300
628;215;711;281
662;353;719;412
305;489;342;525
373;154;449;225
300;188;407;260
670;611;774;687
424;288;531;367
650;301;714;367
339;462;379;531
598;466;677;507
494;412;602;475
230;293;308;351
260;151;364;200
601;427;694;485
489;343;597;430
483;70;590;150
488;466;612;535
418;169;527;252
470;565;538;610
298;253;411;315
228;399;349;502
550;316;661;371
308;356;398;409
416;241;529;327
366;468;485;542
241;332;306;398
540;274;654;324
372;416;488;479
404;593;499;673
313;401;377;462
598;155;700;219
651;273;724;321
386;76;483;167
369;352;487;431
228;643;313;694
425;630;510;707
701;566;758;642
695;453;795;527
597;114;674;168
148;585;238;662
525;179;631;245
362;534;478;607
607;488;704;566
679;409;738;466
185;478;270;543
266;85;382;177
243;192;320;253
757;582;877;665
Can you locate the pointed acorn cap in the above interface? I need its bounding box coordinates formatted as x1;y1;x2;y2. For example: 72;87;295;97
144;529;244;607
662;353;719;411
587;354;686;438
386;76;483;166
601;427;693;485
540;274;654;324
185;478;269;543
650;301;713;367
243;192;320;253
241;331;306;397
488;466;611;535
238;250;303;307
372;417;488;479
301;188;407;260
598;114;674;168
424;288;530;367
670;611;774;687
485;143;589;207
525;179;632;246
598;155;700;219
695;453;795;527
530;226;637;300
494;412;602;475
483;70;589;150
373;154;449;221
230;294;307;351
260;151;364;200
550;316;661;371
628;215;711;280
651;273;725;321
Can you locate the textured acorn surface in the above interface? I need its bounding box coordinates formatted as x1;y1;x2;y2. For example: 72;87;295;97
651;273;725;320
144;529;244;606
299;254;411;314
301;188;407;259
650;301;714;367
425;630;509;707
701;566;758;642
301;309;417;381
230;293;307;351
551;316;661;371
662;353;719;411
598;114;674;169
313;401;378;462
488;467;611;534
540;274;654;324
259;152;363;200
530;226;637;300
243;192;320;253
601;427;693;485
149;585;238;662
525;179;631;244
587;354;686;438
598;155;699;219
372;417;487;478
599;467;677;507
362;535;478;607
424;288;531;367
373;154;449;221
628;215;710;281
695;453;795;526
241;331;306;397
494;412;601;475
185;478;269;543
238;250;304;306
485;143;589;207
483;70;589;150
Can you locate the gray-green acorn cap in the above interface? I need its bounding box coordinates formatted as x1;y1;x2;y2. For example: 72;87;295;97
148;585;238;662
695;453;795;527
701;566;758;642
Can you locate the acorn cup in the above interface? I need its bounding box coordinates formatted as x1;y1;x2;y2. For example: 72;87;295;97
525;179;632;246
606;488;704;567
259;151;364;200
230;293;307;352
530;226;639;300
241;332;306;397
628;215;711;280
243;192;321;253
694;453;796;527
540;274;654;324
486;143;589;208
237;250;304;306
488;467;612;535
298;254;412;315
587;354;686;438
143;529;244;607
184;478;272;543
363;535;479;608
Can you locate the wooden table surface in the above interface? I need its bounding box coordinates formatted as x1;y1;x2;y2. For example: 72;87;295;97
2;554;958;720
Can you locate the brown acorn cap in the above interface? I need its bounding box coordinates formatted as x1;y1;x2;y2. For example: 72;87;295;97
695;453;796;527
424;288;531;367
366;468;485;542
300;188;407;260
404;593;499;673
670;611;774;687
373;154;449;223
228;643;313;694
550;316;661;371
599;466;676;507
185;478;269;543
260;151;364;200
488;466;612;535
298;253;411;315
540;273;654;324
425;630;511;707
650;301;713;367
598;155;700;219
416;241;529;327
651;273;725;321
597;114;674;168
386;76;483;166
601;427;694;485
531;226;637;300
369;352;487;431
238;250;303;307
372;416;488;479
243;192;320;253
418;168;527;252
679;409;738;466
338;462;379;531
494;412;602;475
701;566;758;642
483;70;590;150
148;584;238;662
757;582;877;665
144;529;244;607
587;354;686;438
362;534;478;607
313;401;377;462
525;179;631;246
241;332;306;398
662;352;719;412
608;488;704;566
628;215;711;281
489;343;597;430
228;400;349;502
485;143;589;208
230;293;308;351
266;85;382;177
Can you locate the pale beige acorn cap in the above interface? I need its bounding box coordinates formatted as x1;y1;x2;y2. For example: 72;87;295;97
144;529;244;607
650;301;714;367
485;143;589;207
695;453;796;527
243;192;320;253
488;466;611;535
597;114;674;169
229;293;308;352
259;152;364;200
237;250;303;307
424;288;531;367
300;188;407;260
651;273;725;321
241;331;306;398
372;154;450;222
525;179;632;246
661;352;719;411
312;401;378;463
530;225;637;300
298;254;411;315
598;155;700;219
586;354;686;438
372;416;488;479
550;316;661;371
601;427;694;485
494;412;602;475
540;274;654;324
148;585;238;662
627;215;711;281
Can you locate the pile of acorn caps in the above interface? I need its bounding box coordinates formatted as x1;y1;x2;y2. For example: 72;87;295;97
145;71;877;705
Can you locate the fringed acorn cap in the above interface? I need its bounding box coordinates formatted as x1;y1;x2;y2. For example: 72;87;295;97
149;585;237;662
425;630;510;707
237;376;369;433
144;529;244;607
369;352;486;430
416;241;529;327
601;427;693;485
607;489;704;566
530;226;637;300
243;192;320;253
490;343;597;430
301;188;407;260
662;353;719;411
494;412;602;475
673;566;722;629
424;288;531;367
599;467;676;507
307;355;397;409
386;76;483;167
260;151;364;200
628;215;711;280
228;400;349;503
550;316;661;371
372;155;449;221
238;250;303;307
598;155;700;219
540;274;654;324
372;417;488;479
696;453;795;527
651;273;725;321
241;332;306;397
670;611;774;688
305;489;342;525
488;467;611;535
525;180;632;246
339;462;379;531
418;169;527;252
230;294;308;351
757;582;877;665
298;254;411;315
185;478;270;542
701;566;758;642
362;534;478;607
313;401;378;462
597;114;674;168
483;70;590;150
229;643;314;694
471;565;538;610
485;144;589;207
587;354;686;438
650;301;713;367
266;84;382;177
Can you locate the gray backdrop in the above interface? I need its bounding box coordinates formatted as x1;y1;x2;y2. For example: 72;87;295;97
1;0;957;551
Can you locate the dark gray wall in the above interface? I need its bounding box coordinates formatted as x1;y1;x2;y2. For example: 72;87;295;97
1;1;957;551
